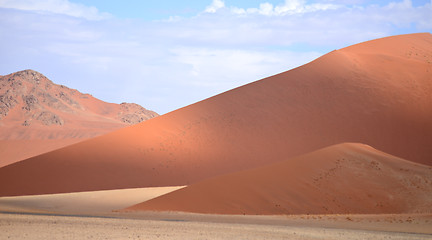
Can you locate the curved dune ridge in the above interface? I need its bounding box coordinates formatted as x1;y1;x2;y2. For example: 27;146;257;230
126;143;432;215
0;33;432;197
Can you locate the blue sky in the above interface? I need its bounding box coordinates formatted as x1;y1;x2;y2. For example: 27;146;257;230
0;0;431;114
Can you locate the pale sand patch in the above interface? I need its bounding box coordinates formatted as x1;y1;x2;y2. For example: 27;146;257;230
1;213;431;240
0;186;184;214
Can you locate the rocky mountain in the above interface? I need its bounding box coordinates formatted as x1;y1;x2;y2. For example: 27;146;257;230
0;69;158;139
0;69;158;167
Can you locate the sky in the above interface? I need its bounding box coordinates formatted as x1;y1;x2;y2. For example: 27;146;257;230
0;0;431;114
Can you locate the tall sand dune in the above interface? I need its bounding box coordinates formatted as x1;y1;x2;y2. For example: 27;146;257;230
127;143;432;215
0;33;431;196
0;139;82;167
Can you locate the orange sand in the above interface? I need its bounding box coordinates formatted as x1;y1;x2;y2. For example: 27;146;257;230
126;143;432;215
1;33;431;197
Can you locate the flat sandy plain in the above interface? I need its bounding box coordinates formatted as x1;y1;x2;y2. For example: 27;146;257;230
1;212;432;240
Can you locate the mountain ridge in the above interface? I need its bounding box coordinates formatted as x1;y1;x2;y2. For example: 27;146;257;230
0;69;159;139
0;69;158;167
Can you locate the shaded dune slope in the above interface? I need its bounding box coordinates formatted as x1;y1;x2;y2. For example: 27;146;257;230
127;143;432;215
0;33;431;197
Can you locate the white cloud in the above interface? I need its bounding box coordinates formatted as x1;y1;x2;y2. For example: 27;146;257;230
385;0;412;9
0;0;431;114
170;47;319;87
311;0;368;4
226;0;341;16
274;0;305;14
204;0;225;13
0;0;111;20
259;3;274;15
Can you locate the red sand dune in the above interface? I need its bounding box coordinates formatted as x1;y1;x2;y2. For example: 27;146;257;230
0;33;431;197
0;139;82;168
126;143;432;215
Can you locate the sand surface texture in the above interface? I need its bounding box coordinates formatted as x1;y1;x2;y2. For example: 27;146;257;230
1;33;431;197
1;213;431;240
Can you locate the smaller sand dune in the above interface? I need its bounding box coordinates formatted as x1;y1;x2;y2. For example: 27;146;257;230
0;186;183;214
126;143;432;215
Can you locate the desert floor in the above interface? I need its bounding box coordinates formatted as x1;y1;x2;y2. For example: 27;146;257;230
1;212;431;240
0;187;431;239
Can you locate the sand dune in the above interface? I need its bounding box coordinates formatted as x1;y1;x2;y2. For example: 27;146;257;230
0;139;83;167
126;143;432;215
1;33;431;197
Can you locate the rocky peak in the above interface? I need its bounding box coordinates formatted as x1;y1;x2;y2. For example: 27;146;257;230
118;102;159;125
13;69;47;85
0;70;74;125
